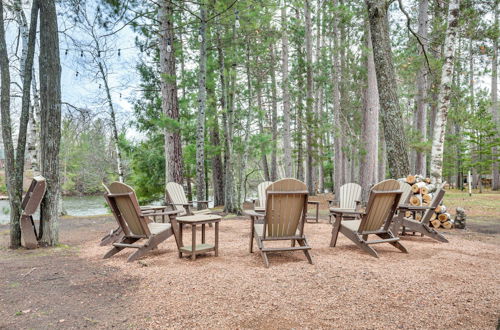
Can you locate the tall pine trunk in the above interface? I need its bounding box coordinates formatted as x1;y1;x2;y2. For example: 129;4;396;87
196;5;207;205
270;44;278;181
429;0;460;184
332;0;343;198
491;0;499;190
159;0;183;184
366;0;410;179
415;0;429;176
360;24;379;202
305;0;314;193
281;3;292;177
39;0;61;246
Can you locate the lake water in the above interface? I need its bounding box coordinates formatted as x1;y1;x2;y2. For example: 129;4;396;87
0;195;109;225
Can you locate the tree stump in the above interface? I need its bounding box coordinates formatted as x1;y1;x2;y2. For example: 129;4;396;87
454;207;466;229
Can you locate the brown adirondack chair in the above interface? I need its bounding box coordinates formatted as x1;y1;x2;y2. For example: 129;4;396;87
245;178;313;268
330;179;407;258
19;176;47;249
103;182;180;262
393;187;448;243
166;182;211;216
99;183;169;246
252;181;273;212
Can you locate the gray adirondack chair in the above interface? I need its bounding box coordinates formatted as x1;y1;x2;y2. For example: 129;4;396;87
103;182;180;262
398;181;413;206
330;179;407;258
166;182;211;216
394;187;448;243
252;181;273;212
245;178;313;268
328;183;362;223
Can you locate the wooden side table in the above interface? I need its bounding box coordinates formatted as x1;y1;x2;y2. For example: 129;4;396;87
306;201;320;223
171;215;221;260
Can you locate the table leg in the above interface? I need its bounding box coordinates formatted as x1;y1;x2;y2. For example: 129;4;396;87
191;224;196;260
202;224;206;244
315;204;319;222
179;223;183;258
215;221;219;257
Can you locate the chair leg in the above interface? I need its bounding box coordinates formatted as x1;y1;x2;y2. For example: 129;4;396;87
330;217;341;247
296;238;313;264
103;237;139;259
341;227;379;258
261;251;270;268
249;227;254;253
100;227;123;246
376;233;408;254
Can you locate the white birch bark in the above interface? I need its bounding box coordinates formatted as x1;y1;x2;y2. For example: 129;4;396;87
429;0;460;184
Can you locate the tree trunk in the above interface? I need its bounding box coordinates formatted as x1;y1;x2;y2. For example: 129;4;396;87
360;24;379;202
429;0;460;184
196;5;207;206
159;0;183;185
39;0;61;246
281;2;292;178
295;8;305;182
378;125;386;181
269;43;278;181
305;0;315;193
366;0;410;179
332;0;343;198
208;85;224;206
239;42;253;202
415;0;429;176
491;0;499;190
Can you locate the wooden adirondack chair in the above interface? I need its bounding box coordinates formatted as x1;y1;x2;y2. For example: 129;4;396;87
100;183;170;246
328;183;362;223
393;188;448;243
19;176;47;249
330;179;407;258
103;182;180;262
252;181;273;212
166;182;211;216
245;178;313;268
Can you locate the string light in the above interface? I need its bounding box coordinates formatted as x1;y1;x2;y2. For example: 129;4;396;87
75;71;79;77
65;49;68;55
80;50;84;57
119;93;122;98
118;49;121;56
167;39;172;53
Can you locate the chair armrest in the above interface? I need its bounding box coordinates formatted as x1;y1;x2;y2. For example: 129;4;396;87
148;210;182;216
244;210;265;218
330;208;365;217
307;201;320;205
327;199;339;207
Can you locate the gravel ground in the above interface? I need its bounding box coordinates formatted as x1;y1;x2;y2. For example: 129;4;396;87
81;218;500;329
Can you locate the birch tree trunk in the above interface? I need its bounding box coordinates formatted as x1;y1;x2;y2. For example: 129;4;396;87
415;0;429;176
196;4;207;206
366;0;410;179
39;0;61;246
281;2;293;178
491;0;499;190
360;24;379;202
159;0;183;184
429;0;460;184
305;0;315;193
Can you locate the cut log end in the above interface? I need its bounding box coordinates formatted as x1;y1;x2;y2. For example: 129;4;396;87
442;221;453;229
431;219;441;228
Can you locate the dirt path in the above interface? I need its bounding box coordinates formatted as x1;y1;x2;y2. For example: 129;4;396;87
1;214;499;329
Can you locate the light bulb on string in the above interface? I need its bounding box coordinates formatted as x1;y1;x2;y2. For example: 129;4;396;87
198;33;203;43
167;39;172;53
75;71;79;77
80;50;83;57
235;19;240;28
65;49;68;55
118;49;121;56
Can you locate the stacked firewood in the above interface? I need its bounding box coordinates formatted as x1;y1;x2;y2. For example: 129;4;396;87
401;175;453;229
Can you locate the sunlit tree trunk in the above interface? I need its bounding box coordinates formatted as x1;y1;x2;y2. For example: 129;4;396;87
332;0;343;198
270;43;278;181
305;0;315;193
491;0;499;190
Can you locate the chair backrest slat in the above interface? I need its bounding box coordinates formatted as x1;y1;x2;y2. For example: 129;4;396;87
360;179;401;232
166;182;189;215
339;183;362;209
398;181;413;206
265;179;307;237
257;181;273;208
107;182;150;237
22;176;46;216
